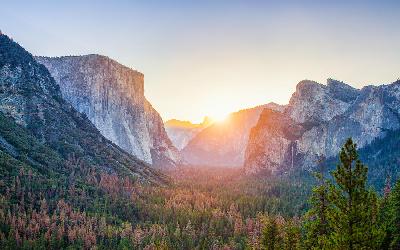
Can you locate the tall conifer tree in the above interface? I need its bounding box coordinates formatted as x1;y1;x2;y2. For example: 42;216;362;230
305;138;384;249
304;171;332;249
388;180;400;249
328;138;383;249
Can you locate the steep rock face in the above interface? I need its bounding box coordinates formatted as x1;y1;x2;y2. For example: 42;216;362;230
244;109;305;174
0;34;163;183
164;117;212;150
182;103;284;167
244;79;400;174
284;79;357;124
144;99;181;166
36;55;179;168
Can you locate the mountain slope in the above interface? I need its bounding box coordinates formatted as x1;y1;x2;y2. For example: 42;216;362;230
182;103;284;167
0;33;163;183
164;117;212;150
316;128;400;192
36;55;179;168
244;78;400;175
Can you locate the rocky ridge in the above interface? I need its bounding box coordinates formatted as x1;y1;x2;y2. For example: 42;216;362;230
244;78;400;174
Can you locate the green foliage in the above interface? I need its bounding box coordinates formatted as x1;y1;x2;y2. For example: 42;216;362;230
3;124;399;249
305;138;387;250
324;129;400;192
304;172;332;249
283;219;301;250
328;138;384;249
387;180;400;249
1;34;400;248
262;217;281;250
0;157;310;250
0;33;164;186
360;128;400;190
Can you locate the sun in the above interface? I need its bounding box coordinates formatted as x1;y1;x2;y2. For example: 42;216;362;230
202;101;232;124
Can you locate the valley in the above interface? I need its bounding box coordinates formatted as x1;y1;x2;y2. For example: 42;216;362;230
0;21;400;249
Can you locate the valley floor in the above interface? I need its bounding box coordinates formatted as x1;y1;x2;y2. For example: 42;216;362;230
1;159;398;249
0;163;311;249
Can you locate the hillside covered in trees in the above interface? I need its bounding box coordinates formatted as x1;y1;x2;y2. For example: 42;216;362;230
1;135;400;249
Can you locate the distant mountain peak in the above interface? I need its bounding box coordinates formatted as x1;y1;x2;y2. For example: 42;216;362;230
165;119;201;128
201;116;214;126
296;79;323;91
265;102;286;112
181;104;282;167
164;117;214;150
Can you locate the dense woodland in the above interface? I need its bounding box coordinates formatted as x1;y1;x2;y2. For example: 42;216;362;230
0;137;399;249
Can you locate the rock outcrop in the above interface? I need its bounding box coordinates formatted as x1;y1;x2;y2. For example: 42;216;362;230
182;103;284;167
244;109;305;174
244;79;400;174
0;33;163;183
36;55;179;168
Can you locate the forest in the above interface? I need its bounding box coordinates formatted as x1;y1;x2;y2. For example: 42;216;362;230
0;138;399;249
3;0;400;248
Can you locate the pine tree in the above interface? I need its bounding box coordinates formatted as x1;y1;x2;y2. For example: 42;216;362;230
262;217;281;250
304;171;333;249
376;175;394;249
328;138;383;249
283;219;300;250
388;180;400;249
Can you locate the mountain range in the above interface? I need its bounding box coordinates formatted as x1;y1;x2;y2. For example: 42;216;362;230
1;32;399;185
164;117;213;150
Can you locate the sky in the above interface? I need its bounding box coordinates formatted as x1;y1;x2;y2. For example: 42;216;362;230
1;0;400;123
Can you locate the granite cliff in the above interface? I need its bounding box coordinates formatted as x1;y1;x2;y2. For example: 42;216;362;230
244;79;400;174
0;33;163;183
36;55;180;168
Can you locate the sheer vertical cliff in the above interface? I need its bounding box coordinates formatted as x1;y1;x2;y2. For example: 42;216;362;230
36;55;179;168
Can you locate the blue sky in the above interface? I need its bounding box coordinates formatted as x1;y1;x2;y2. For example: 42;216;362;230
2;0;400;122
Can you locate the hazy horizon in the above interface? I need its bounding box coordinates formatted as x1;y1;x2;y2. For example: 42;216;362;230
2;0;400;123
